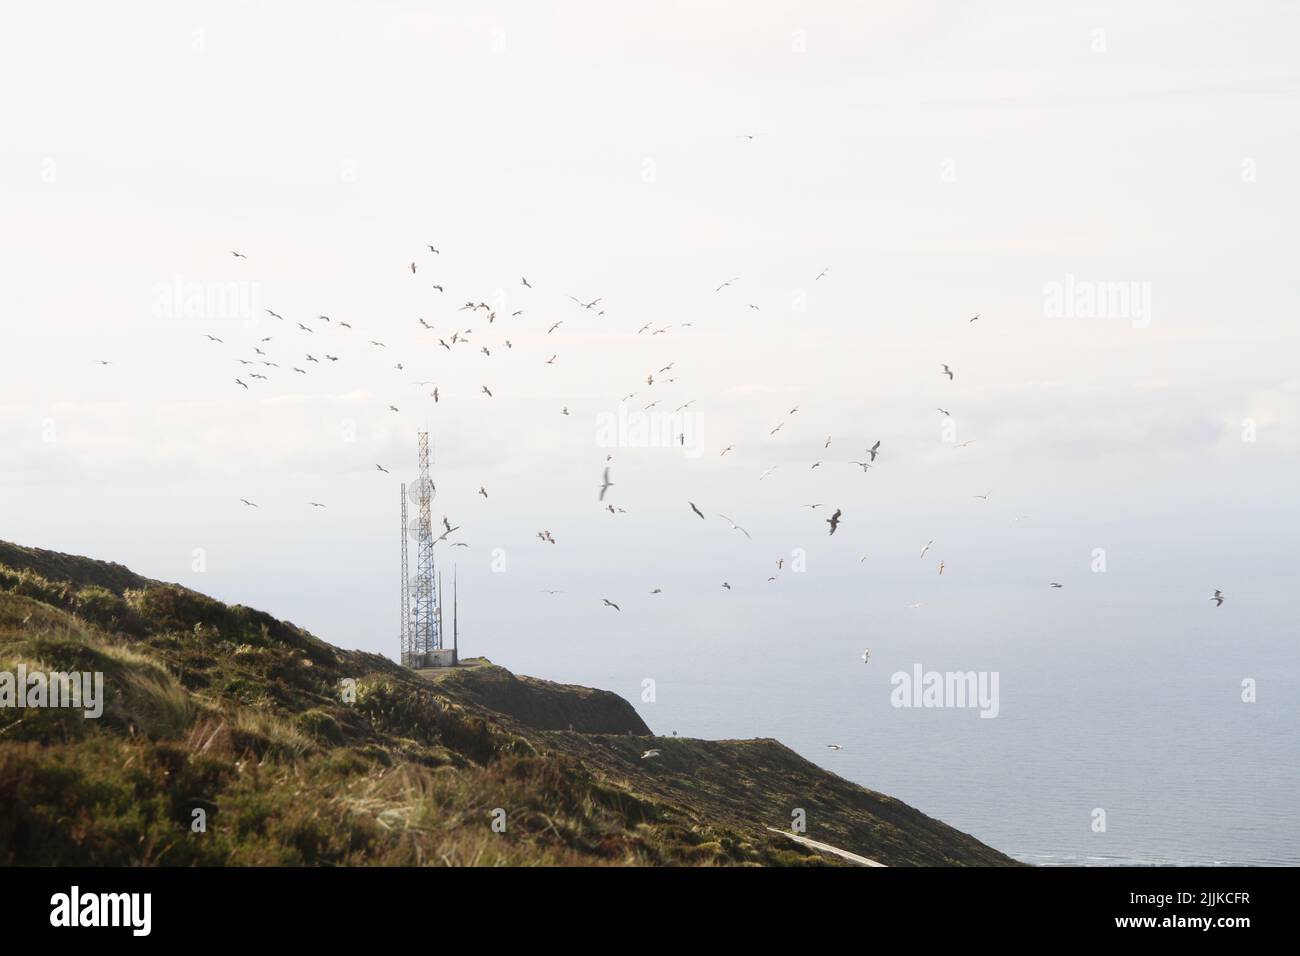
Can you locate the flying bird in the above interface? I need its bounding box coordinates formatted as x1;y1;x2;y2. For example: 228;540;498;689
598;467;613;501
1050;582;1064;588
309;502;326;508
714;277;739;292
641;749;660;759
234;378;248;389
688;502;705;520
867;440;881;462
375;464;389;474
919;540;932;559
942;364;954;380
230;251;246;259
602;598;621;611
826;508;842;535
239;498;257;507
1211;589;1225;606
718;514;751;539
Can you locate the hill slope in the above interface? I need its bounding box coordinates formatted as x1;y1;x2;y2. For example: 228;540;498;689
0;539;1017;866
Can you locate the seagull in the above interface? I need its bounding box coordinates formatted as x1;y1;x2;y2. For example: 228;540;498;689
540;589;563;595
688;502;705;520
547;322;562;334
1050;582;1063;588
546;355;556;364
602;598;621;611
410;261;417;274
537;530;556;544
861;649;870;663
969;314;980;323
942;364;954;380
815;268;829;281
481;385;493;397
369;340;386;348
265;310;283;320
826;508;842;535
375;464;389;474
641;749;660;759
1211;589;1225;607
867;440;881;462
826;744;842;751
937;408;951;416
239;498;258;507
388;405;399;413
938;561;945;575
920;540;932;559
297;323;313;333
720;445;734;457
722;582;732;590
431;285;444;293
234;378;248;389
478;487;488;498
204;334;223;343
307;502;327;509
714;277;739;292
973;490;991;500
718;514;751;539
428;245;439;253
230;251;247;259
598;467;613;501
94;359;112;366
849;461;874;472
521;276;531;288
649;588;662;594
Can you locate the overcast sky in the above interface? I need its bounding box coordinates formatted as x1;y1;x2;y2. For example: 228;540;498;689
1;2;1297;705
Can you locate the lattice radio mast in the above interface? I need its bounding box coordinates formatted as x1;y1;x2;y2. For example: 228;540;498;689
410;431;440;654
399;482;410;660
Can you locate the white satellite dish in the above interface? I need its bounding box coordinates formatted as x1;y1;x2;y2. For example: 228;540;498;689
407;478;435;506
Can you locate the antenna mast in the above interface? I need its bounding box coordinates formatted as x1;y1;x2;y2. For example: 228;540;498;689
399;482;410;662
410;431;440;656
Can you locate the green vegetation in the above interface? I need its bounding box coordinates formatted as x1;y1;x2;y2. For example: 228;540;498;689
0;539;1017;866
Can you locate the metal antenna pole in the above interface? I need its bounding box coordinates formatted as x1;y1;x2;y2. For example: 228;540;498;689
399;482;409;663
412;431;440;655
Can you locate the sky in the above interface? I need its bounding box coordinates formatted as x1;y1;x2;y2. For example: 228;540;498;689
2;1;1298;828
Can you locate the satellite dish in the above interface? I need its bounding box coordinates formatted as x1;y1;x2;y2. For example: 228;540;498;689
407;479;435;505
406;517;431;540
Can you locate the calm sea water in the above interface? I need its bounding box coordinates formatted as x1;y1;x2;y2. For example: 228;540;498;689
497;585;1300;867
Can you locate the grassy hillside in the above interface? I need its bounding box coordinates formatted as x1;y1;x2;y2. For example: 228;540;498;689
0;539;1018;866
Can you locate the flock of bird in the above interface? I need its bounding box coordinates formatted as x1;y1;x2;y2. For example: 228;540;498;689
106;244;1227;695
